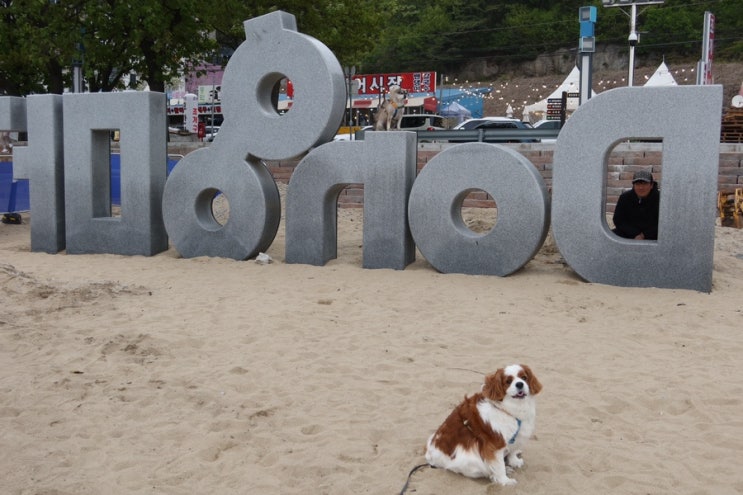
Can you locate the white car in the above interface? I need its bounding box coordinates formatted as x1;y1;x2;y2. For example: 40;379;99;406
397;114;446;131
452;116;532;130
205;126;220;142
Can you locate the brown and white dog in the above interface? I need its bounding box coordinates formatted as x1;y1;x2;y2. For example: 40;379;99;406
374;84;407;131
425;364;542;486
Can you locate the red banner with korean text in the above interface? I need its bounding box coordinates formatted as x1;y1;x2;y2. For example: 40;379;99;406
352;72;436;95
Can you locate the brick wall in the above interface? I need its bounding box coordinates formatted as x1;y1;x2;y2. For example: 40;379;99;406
169;141;743;212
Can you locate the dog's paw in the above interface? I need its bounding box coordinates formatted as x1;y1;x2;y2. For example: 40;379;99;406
493;476;517;487
507;455;524;469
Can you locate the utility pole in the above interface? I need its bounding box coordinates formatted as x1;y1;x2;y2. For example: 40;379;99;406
344;66;356;139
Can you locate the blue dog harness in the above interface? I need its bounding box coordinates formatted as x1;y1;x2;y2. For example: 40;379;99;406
462;408;522;444
509;418;522;445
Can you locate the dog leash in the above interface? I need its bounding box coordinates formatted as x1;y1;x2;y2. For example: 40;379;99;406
399;463;432;495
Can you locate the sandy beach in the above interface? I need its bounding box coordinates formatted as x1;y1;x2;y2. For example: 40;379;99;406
2;184;743;495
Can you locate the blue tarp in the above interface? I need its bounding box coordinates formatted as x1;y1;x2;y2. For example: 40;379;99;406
0;162;30;213
435;88;491;119
1;155;180;214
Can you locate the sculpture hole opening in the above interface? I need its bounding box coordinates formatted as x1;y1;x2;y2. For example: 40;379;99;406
109;130;121;218
258;74;291;115
605;140;662;240
211;191;230;226
456;188;497;235
196;188;230;229
90;129;121;219
336;184;364;262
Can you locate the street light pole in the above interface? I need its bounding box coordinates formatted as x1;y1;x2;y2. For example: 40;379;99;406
627;3;638;87
601;0;664;87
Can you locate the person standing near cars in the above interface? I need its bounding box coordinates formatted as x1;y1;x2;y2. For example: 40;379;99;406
612;170;660;240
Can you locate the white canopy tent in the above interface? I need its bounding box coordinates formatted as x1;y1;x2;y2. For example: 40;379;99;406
440;101;472;123
523;61;676;122
644;61;678;86
522;66;595;123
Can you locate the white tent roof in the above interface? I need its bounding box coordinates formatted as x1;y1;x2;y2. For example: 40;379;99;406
546;65;582;100
440;101;472;123
644;61;677;87
523;66;594;122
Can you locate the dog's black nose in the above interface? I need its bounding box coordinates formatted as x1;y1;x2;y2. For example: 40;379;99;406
516;381;524;389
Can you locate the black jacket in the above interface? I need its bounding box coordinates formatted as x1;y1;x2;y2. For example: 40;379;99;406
612;183;660;240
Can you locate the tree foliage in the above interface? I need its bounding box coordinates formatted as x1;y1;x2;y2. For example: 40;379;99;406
214;0;391;67
0;0;391;95
0;0;224;95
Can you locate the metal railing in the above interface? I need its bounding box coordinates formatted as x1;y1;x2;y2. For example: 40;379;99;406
356;128;561;143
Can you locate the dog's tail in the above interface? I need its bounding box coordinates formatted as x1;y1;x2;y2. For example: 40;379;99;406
399;463;431;495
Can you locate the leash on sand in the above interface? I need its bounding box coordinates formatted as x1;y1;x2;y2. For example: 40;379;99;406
399;368;482;493
399;463;432;495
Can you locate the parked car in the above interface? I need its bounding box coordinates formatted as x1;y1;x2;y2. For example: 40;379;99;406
205;126;220;142
398;114;447;131
531;119;562;143
334;115;446;141
449;117;536;143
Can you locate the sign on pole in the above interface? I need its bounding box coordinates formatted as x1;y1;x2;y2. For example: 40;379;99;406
696;12;715;85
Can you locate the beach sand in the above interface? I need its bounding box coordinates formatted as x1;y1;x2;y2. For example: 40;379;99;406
2;185;743;494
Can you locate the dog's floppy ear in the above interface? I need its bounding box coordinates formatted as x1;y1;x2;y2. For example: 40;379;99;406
521;364;542;395
482;369;507;401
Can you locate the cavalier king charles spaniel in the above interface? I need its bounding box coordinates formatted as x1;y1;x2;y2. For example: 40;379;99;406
425;364;542;486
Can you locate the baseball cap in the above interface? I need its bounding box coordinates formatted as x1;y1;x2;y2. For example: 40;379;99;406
632;170;653;183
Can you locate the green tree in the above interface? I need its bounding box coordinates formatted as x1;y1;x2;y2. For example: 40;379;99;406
216;0;391;68
79;0;223;93
1;0;226;95
0;0;80;95
1;0;391;95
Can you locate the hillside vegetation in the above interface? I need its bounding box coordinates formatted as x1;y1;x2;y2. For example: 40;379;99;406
361;0;742;75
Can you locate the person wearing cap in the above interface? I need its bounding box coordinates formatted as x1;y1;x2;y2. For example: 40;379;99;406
612;170;660;240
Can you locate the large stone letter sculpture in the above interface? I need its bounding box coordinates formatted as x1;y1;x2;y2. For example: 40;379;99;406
552;86;722;292
63;92;168;255
12;95;66;253
285;131;417;269
408;143;550;276
162;10;346;259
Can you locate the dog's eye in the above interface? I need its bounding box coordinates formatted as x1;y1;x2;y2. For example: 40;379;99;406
505;377;513;384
